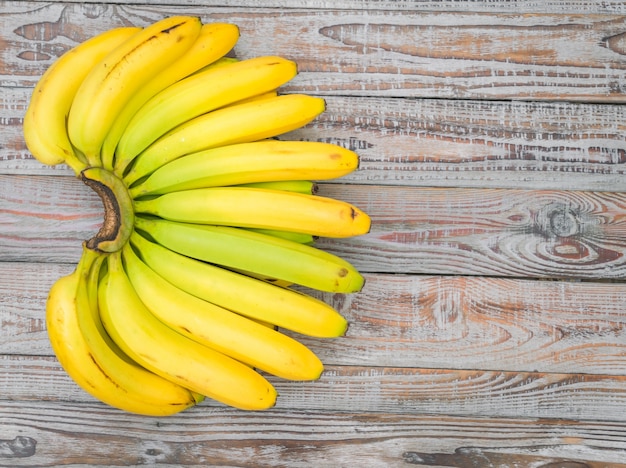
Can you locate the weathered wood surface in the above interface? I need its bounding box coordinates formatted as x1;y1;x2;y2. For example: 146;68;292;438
2;1;626;466
4;3;626;101
2;404;626;467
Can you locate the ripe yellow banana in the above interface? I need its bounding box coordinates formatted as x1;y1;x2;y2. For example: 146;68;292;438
129;140;357;197
123;94;326;185
100;22;240;171
121;243;324;380
46;247;199;415
114;55;297;173
23;26;140;173
134;216;364;293
79;245;202;414
98;251;277;410
133;186;371;238
130;231;348;337
67;16;202;166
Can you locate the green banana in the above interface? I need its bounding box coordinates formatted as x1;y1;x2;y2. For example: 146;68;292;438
134;216;364;293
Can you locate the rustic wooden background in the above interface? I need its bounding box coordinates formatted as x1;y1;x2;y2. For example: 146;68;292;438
2;1;626;466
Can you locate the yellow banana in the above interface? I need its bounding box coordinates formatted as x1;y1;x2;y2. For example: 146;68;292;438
23;26;140;173
129;140;357;197
98;251;277;410
130;231;347;337
121;243;324;380
133;186;371;238
100;22;240;171
45;247;198;416
114;55;297;173
123;94;326;185
67;16;202;166
78;245;201;414
134;216;364;293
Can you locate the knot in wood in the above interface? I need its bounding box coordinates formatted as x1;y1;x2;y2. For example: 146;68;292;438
536;203;579;239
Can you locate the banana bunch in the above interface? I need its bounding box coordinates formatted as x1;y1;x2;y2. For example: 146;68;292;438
24;16;370;415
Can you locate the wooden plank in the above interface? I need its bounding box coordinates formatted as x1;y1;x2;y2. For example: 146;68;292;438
3;261;626;376
26;0;626;14
5;89;626;193
1;402;626;467
3;4;626;100
317;184;626;279
2;355;626;422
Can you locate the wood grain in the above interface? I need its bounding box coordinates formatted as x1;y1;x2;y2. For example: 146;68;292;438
27;0;626;14
318;184;626;279
5;90;626;193
3;261;626;376
2;354;626;422
2;403;625;467
3;4;626;100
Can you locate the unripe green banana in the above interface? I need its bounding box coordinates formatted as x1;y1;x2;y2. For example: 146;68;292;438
134;216;365;293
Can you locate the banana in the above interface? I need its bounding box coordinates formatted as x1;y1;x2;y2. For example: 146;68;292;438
130;231;348;337
114;55;297;173
100;22;240;171
134;216;364;293
129;140;357;197
121;243;324;380
23;26;140;173
98;250;277;410
244;228;315;244
81;167;134;253
67;16;202;166
133;186;371;238
123;94;326;185
233;180;317;194
46;247;199;416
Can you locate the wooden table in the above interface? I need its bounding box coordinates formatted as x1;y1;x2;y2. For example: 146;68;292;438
2;1;626;466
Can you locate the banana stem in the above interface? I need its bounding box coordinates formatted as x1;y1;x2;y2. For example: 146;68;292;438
81;168;135;253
